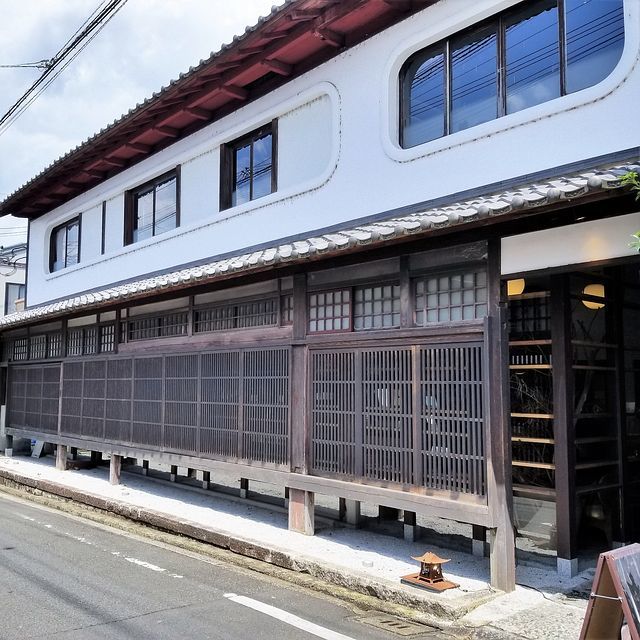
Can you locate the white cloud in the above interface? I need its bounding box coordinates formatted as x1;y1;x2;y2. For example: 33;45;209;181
0;0;283;243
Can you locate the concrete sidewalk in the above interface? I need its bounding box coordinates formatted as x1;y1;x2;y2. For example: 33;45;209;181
0;454;591;639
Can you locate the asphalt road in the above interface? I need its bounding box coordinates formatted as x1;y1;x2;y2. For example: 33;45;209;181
0;492;443;640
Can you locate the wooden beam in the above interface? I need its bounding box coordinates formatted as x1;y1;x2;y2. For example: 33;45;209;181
381;0;413;11
154;125;180;138
183;107;210;121
313;28;345;48
261;58;293;76
110;454;122;485
125;142;152;154
551;274;578;577
289;9;322;22
288;488;314;535
485;238;516;592
220;84;249;101
102;157;127;168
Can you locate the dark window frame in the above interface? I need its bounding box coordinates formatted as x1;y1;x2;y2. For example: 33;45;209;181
220;121;278;211
49;216;81;273
400;0;624;148
4;282;26;315
124;168;180;246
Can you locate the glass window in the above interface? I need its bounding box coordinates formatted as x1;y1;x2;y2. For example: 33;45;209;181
415;269;487;325
309;289;351;333
402;48;445;148
50;217;81;272
505;0;560;115
565;0;625;94
129;172;178;244
5;283;25;314
222;123;276;210
399;0;624;147
354;284;401;330
451;25;498;133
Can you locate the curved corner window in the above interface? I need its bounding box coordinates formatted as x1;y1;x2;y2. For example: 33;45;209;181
50;217;80;272
400;0;624;148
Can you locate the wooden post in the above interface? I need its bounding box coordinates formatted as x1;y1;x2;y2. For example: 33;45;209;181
290;272;308;476
141;459;149;476
170;465;178;482
240;477;249;498
4;434;13;457
339;498;361;526
288;488;314;535
202;470;210;490
110;454;122;485
486;239;516;592
404;510;417;542
551;275;578;578
70;447;78;461
55;444;68;471
472;524;487;557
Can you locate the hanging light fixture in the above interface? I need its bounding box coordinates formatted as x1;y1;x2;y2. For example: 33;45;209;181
582;283;605;310
507;278;525;296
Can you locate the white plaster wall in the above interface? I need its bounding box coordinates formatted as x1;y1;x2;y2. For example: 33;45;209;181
501;211;640;276
80;204;102;262
25;0;640;306
103;194;124;254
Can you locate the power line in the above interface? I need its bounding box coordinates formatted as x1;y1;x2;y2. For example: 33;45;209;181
0;0;129;137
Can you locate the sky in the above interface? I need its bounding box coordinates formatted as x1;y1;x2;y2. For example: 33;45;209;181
0;0;283;246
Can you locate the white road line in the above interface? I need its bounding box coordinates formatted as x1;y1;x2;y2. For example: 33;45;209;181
223;593;357;640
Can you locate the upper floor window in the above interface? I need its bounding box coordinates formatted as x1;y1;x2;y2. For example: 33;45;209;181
400;0;624;148
220;122;277;210
125;170;179;245
50;217;80;272
4;283;25;314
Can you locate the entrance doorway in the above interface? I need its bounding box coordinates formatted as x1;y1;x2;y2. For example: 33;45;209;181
506;260;640;570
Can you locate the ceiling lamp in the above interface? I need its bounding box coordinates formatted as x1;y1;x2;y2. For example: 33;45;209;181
582;283;605;310
507;278;525;296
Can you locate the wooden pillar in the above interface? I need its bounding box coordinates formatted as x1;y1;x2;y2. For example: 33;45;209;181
170;465;178;482
141;459;149;476
288;488;314;535
4;434;13;457
472;524;487;557
110;454;122;485
486;239;516;592
551;275;578;578
55;444;68;471
339;498;361;526
201;470;210;490
239;478;249;498
403;510;417;542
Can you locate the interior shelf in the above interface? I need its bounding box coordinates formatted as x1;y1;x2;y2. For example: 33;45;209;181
512;437;555;444
511;412;554;419
512;460;556;470
509;364;552;370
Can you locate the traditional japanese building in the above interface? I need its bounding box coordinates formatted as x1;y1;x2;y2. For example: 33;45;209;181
0;0;638;591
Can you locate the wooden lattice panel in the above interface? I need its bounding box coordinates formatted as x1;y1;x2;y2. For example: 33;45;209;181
9;364;60;434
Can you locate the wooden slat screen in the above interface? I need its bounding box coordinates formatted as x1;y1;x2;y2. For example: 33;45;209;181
18;348;289;468
311;343;486;496
9;364;60;433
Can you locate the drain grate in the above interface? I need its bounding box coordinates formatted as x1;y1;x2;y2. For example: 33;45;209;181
356;613;435;637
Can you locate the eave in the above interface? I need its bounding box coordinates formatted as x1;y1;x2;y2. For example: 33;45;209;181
0;0;435;219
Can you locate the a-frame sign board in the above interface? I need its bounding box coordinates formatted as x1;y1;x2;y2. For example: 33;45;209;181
580;544;640;640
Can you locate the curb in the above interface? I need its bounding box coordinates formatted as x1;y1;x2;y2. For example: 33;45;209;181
0;465;496;626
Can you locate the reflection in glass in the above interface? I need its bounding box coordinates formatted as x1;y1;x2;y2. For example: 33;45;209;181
154;177;177;235
404;49;445;147
233;143;251;206
565;0;624;94
134;189;154;243
451;25;497;133
66;221;79;266
53;227;66;271
252;134;272;200
506;0;560;114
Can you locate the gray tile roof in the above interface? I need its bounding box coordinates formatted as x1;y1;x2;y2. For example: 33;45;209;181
1;159;638;330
